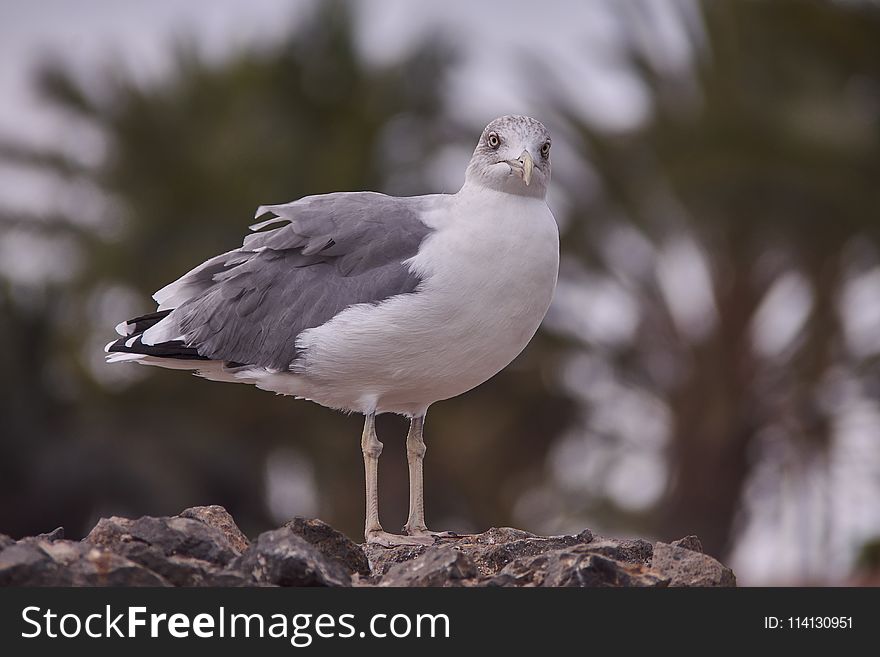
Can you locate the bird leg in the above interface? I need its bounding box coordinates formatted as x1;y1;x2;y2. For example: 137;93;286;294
402;415;458;539
361;412;383;537
403;415;428;535
361;413;433;547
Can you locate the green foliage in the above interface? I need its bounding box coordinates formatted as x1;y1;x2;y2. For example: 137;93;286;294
542;0;880;557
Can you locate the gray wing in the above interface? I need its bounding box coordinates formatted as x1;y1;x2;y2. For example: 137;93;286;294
114;192;434;370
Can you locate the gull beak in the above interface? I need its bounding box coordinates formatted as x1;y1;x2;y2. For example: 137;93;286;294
507;150;534;186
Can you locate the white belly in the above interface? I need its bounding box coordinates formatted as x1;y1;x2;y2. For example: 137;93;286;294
257;189;559;415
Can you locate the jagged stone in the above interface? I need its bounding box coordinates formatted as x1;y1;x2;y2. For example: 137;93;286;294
179;505;250;555
583;536;655;564
2;506;735;587
378;547;478;587
651;542;736;587
487;547;669;587
362;527;596;579
35;527;65;542
362;542;430;577
83;514;248;586
671;535;703;553
0;539;169;586
234;527;352;587
285;517;370;577
457;527;596;577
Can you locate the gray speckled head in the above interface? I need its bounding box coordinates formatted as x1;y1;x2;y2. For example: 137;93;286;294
465;115;552;199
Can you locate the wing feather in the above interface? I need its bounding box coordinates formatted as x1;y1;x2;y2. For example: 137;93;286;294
108;192;434;370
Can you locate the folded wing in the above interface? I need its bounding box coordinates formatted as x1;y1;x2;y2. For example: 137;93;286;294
106;192;433;371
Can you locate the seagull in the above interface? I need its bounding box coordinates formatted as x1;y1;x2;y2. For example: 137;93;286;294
106;115;559;546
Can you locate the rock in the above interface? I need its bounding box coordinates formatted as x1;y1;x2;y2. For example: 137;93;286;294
84;514;249;586
2;506;736;587
462;527;596;577
364;527;666;588
584;536;655;564
0;539;169;586
285;517;370;577
180;505;249;555
378;548;478;587
488;547;669;587
234;527;352;587
362;542;431;577
360;527;664;587
362;527;596;579
671;535;703;553
36;527;65;542
0;543;47;585
651;542;736;587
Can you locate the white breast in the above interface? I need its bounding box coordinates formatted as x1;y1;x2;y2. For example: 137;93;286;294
279;187;560;415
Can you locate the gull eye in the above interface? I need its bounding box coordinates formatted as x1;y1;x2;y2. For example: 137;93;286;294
541;141;551;158
487;132;500;149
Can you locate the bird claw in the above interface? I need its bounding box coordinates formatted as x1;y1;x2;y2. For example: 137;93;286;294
403;527;462;541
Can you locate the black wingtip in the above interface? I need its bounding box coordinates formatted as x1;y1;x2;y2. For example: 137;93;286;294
109;308;208;361
107;334;210;360
120;309;173;335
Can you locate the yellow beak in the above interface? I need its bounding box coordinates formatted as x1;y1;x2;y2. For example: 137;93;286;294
520;150;534;186
507;150;534;186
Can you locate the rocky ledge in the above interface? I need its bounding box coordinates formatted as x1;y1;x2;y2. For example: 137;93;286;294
0;506;735;587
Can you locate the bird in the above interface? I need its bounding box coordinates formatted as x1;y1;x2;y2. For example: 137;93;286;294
106;114;560;546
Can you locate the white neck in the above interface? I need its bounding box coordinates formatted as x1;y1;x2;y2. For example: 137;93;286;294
458;176;547;201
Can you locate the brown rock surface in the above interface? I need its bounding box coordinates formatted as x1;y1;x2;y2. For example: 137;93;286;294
1;507;736;587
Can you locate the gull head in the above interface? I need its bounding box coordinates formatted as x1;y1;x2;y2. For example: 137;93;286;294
465;115;551;199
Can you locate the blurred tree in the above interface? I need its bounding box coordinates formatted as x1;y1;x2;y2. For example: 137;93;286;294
6;0;877;583
0;1;573;541
537;0;880;565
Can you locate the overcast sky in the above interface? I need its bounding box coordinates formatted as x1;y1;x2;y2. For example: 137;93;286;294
0;0;698;219
0;1;686;148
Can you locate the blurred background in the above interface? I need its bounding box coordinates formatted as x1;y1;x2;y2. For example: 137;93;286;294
1;0;879;585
